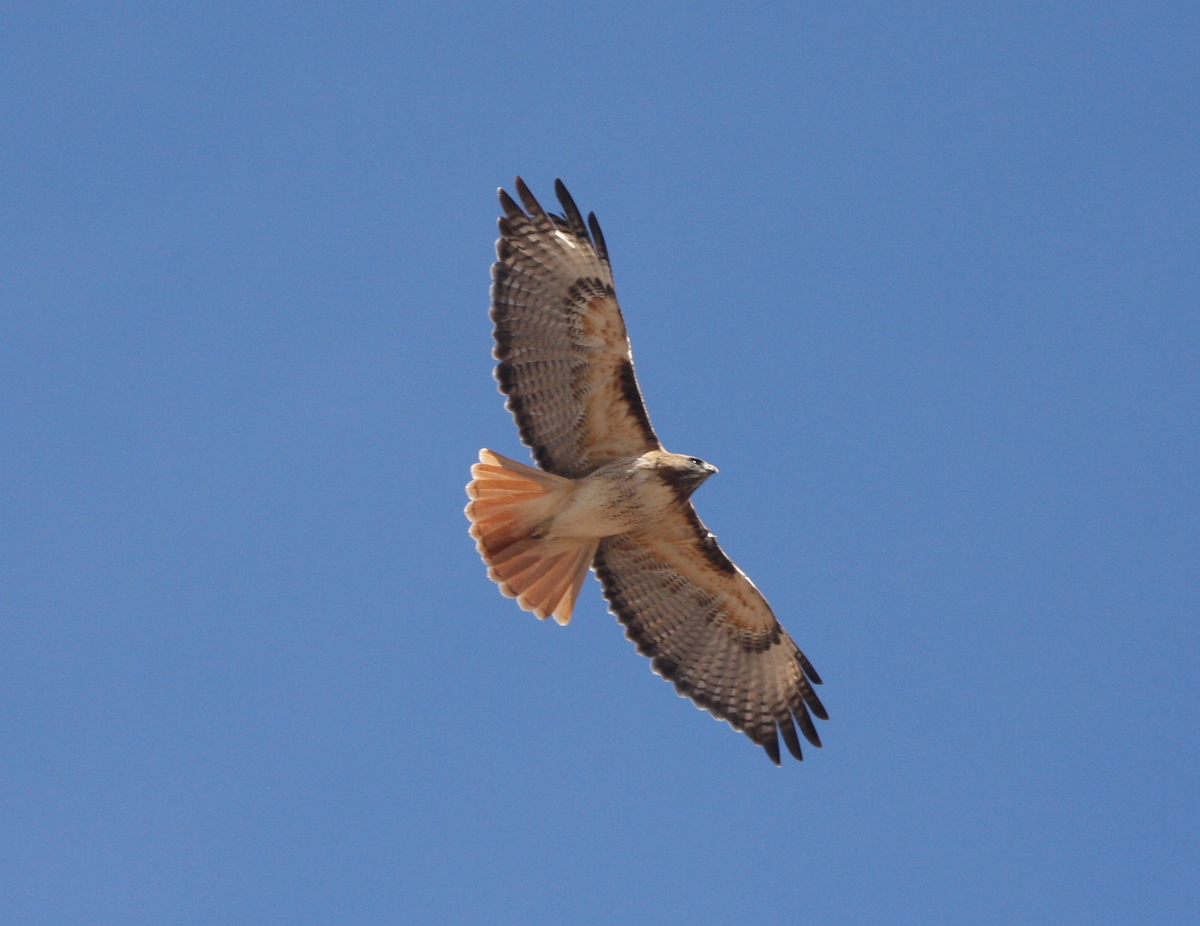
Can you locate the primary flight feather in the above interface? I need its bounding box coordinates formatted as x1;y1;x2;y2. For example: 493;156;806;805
466;178;827;765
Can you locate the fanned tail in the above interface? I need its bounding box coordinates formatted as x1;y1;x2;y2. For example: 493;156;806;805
465;449;597;625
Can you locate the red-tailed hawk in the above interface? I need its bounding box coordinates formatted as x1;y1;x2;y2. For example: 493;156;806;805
466;179;827;765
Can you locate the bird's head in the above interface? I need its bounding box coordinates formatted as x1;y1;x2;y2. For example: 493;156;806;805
640;450;719;501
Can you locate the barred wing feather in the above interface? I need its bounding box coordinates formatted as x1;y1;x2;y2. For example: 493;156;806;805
594;506;827;765
491;178;660;478
483;179;827;765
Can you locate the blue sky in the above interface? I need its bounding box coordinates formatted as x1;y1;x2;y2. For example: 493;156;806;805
2;2;1197;924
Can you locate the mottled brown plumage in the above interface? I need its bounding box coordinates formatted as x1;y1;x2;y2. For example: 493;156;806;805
468;179;826;765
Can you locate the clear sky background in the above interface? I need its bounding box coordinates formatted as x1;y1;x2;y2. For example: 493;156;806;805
3;3;1197;924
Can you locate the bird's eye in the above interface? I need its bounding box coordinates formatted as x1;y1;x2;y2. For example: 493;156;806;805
689;457;704;467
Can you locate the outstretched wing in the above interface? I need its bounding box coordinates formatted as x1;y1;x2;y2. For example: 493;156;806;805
491;178;660;479
593;505;827;764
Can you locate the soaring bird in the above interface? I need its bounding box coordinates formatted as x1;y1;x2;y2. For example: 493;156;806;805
466;179;827;764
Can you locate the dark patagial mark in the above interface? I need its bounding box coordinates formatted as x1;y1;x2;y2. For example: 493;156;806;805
681;506;737;575
614;359;658;445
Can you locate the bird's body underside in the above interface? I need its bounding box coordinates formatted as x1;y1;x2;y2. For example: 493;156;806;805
467;448;718;623
466;178;827;765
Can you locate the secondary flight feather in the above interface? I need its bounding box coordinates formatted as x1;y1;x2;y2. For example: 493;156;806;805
466;178;827;765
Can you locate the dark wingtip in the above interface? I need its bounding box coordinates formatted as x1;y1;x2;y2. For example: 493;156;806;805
763;735;782;766
799;651;823;686
554;178;590;241
795;706;823;748
498;187;522;219
514;176;544;217
587;211;610;263
779;715;804;762
805;688;829;722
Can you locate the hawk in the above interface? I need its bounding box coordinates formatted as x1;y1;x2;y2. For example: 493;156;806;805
466;179;827;764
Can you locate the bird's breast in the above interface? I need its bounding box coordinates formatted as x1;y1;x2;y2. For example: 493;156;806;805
544;458;675;541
